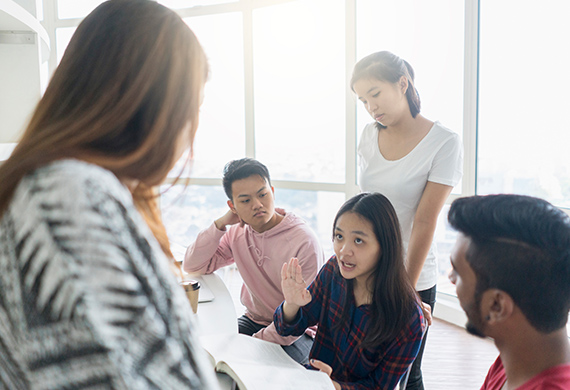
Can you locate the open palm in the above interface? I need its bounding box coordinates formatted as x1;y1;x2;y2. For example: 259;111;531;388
281;257;312;307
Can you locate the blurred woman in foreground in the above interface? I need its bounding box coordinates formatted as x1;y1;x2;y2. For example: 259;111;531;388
0;1;218;388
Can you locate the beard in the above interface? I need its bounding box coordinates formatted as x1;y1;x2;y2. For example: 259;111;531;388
465;320;486;338
463;295;486;338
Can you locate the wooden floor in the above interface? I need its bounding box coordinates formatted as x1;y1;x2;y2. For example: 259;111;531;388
215;266;498;389
422;318;497;389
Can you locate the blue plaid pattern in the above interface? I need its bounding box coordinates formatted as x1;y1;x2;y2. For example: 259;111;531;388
275;256;425;390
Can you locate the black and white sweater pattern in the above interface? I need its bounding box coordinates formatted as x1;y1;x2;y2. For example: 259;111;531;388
0;160;219;390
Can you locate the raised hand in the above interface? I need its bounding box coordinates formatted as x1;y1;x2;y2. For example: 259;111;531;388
281;257;312;307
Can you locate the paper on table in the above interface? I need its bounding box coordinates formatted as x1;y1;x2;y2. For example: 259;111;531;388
200;333;335;390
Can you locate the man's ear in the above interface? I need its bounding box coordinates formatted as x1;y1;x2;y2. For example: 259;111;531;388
227;200;237;214
481;289;514;324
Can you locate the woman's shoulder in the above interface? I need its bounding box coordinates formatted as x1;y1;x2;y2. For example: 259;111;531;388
429;121;459;139
24;159;131;206
360;122;378;139
33;159;123;186
421;121;462;154
428;121;461;144
401;300;426;341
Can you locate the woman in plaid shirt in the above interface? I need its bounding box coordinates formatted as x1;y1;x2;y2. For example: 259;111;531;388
274;193;426;390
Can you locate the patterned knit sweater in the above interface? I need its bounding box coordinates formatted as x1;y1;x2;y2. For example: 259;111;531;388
0;159;219;389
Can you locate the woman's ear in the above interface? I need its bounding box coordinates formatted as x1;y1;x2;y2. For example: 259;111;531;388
399;75;409;94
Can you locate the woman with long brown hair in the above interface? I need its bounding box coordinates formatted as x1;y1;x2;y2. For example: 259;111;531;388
0;1;217;388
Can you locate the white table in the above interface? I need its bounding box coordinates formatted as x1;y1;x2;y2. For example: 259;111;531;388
186;273;238;336
184;272;237;389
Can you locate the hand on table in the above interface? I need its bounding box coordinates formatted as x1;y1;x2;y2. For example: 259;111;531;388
310;359;341;390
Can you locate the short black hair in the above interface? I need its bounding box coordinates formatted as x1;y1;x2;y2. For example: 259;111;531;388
222;158;271;200
448;194;570;333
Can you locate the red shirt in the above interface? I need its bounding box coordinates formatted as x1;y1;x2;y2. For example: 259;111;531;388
482;356;570;390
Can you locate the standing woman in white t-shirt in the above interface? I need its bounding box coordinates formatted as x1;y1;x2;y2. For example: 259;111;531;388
351;51;463;390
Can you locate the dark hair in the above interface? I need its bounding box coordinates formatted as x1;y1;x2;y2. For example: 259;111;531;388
350;51;421;128
333;192;418;347
0;0;209;214
448;194;570;333
222;158;272;200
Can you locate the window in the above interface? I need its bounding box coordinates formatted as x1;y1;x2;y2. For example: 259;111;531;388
253;0;346;183
42;0;570;331
182;12;246;178
478;0;570;209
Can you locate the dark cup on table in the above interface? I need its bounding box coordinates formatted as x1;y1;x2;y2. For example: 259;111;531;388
180;280;201;313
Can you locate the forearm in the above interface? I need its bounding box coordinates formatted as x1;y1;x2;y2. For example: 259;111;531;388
252;322;300;345
282;301;301;323
407;182;453;288
406;219;437;288
214;217;227;231
183;222;231;274
273;301;311;338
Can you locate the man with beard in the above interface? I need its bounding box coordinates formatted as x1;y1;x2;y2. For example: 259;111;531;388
447;194;570;389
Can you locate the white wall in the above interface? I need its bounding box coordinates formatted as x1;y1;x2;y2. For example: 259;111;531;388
0;0;45;142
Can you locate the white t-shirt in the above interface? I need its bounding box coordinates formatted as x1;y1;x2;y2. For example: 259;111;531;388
357;121;463;291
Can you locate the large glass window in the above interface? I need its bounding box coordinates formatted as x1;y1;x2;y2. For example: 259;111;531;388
161;184;229;260
182;13;246;179
478;0;570;209
253;0;346;183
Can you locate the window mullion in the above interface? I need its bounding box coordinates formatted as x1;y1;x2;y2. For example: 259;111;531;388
462;0;479;197
242;1;255;158
344;0;358;200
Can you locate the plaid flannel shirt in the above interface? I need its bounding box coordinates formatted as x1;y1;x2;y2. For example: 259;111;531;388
274;256;425;390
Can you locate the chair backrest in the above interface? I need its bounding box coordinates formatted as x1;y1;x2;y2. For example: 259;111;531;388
397;367;411;390
396;317;428;390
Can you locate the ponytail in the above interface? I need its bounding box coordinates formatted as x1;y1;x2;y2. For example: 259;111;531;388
402;60;421;118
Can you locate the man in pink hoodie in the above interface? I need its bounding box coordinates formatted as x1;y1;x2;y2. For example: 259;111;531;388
184;158;325;364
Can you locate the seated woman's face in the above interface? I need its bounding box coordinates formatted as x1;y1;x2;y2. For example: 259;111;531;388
333;211;381;285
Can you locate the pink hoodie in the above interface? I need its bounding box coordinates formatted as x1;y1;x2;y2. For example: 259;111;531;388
184;209;325;345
